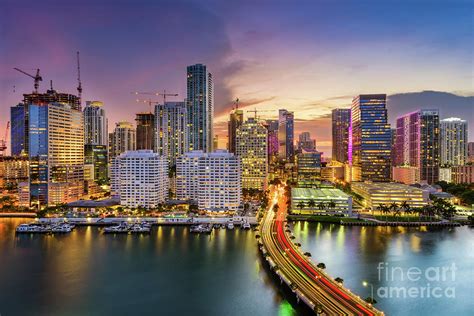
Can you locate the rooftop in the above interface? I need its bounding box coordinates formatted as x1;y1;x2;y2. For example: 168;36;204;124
292;187;350;199
352;182;424;193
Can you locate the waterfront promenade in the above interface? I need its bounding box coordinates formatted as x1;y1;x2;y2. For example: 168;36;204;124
259;185;383;315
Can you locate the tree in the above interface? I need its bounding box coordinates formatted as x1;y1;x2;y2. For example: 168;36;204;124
296;201;306;213
317;202;326;211
328;200;336;211
335;277;344;284
307;199;316;209
317;262;326;269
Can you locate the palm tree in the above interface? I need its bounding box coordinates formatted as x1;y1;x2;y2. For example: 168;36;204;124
400;201;411;219
328;200;336;212
317;262;326;269
296;201;306;214
381;204;390;222
317;202;326;211
389;202;399;220
307;199;316;209
335;277;344;284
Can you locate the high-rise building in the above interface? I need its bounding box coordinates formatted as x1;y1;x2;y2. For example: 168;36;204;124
135;112;155;151
297;132;316;152
235;117;268;190
451;165;474;184
10;104;26;156
155;101;187;166
10;89;82;157
28;97;84;206
265;120;279;160
468;142;474;163
109;121;136;159
84;101;108;146
278;109;294;160
187;64;214;152
0;156;28;189
111;150;168;208
296;150;322;187
440;117;468;166
331;109;351;164
84;144;108;182
394;110;440;184
228;109;244;153
349;94;391;182
176;150;241;211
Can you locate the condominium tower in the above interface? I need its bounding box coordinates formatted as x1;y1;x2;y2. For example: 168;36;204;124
186;64;214;152
440;117;468;166
331;108;351;163
394;109;440;184
349;94;391;182
278;109;294;160
109;121;136;159
83;101;108;146
111;150;168;208
235;117;268;190
155;101;188;166
228;109;244;154
135;112;155;151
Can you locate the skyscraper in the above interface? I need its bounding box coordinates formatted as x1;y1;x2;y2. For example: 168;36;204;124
10;103;26;156
235;117;268;190
84;144;108;183
331;108;351;163
297;132;316;152
265;120;279;161
440;117;468;166
84;101;108;146
111;150;168;208
228;109;244;154
349;94;391;182
394;109;440;184
109;121;136;159
186;64;214;152
468;142;474;163
135;112;155;151
278;109;294;160
28;96;84;206
155;101;187;166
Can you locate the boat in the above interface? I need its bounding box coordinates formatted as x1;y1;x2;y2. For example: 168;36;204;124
103;222;129;233
227;222;234;229
190;224;212;233
242;221;251;229
130;223;151;234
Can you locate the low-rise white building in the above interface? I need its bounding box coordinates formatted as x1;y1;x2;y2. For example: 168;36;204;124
111;150;168;208
176;150;241;212
291;187;352;215
351;182;429;210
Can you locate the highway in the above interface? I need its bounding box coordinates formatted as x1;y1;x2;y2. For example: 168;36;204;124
259;185;384;315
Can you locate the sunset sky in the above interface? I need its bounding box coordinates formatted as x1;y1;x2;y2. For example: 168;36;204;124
1;0;472;156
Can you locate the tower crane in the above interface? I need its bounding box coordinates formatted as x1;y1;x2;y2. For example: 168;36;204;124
0;121;10;156
134;98;160;113
246;108;273;120
132;90;178;104
76;51;83;105
13;68;42;93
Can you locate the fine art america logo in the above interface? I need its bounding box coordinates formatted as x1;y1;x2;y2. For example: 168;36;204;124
375;262;456;299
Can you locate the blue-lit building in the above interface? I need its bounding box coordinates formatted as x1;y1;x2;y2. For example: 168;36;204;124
296;150;322;187
10;103;26;156
186;64;213;152
278;109;294;161
349;94;391;182
85;144;108;183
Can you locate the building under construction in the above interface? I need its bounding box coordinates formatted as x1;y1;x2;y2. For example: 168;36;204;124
136;112;155;151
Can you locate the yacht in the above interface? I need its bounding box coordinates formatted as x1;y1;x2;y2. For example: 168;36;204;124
227;222;234;229
242;221;251;229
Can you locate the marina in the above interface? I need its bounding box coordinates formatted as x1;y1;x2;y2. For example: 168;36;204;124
16;221;75;234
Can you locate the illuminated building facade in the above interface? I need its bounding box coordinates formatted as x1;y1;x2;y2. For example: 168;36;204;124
0;156;29;189
451;165;474;184
349;94;391;182
440;117;468;166
28;100;84;206
278;109;294;161
468;142;474;163
10;104;26;156
187;64;214;152
291;187;352;215
136;112;155;151
332;108;351;163
155;101;187;166
394;109;440;184
265;120;279;160
297;132;316;152
111;150;168;208
84;101;108;146
176;150;241;211
351;182;429;210
296;150;321;187
84;144;108;182
109;121;136;159
228;109;243;154
392;166;420;185
235;117;268;190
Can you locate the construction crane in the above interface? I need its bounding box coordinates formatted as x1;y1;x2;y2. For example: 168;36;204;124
134;98;160;113
13;68;42;93
0;121;10;156
76;51;83;104
246;108;272;120
132;90;178;104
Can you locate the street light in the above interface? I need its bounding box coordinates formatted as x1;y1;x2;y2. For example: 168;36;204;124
362;281;374;302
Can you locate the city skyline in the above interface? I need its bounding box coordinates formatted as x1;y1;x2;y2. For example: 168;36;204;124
1;0;473;156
